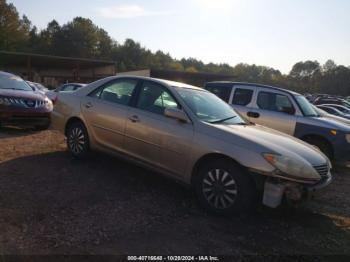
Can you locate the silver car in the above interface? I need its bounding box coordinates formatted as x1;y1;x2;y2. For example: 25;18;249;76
52;76;332;214
205;82;350;162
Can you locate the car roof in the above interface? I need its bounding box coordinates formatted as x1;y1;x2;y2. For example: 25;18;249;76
317;105;343;113
63;83;86;86
320;104;349;109
205;81;301;96
108;76;203;91
317;97;344;101
317;105;334;108
0;71;17;77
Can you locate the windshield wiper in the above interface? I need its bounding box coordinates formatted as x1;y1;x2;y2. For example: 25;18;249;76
209;116;237;124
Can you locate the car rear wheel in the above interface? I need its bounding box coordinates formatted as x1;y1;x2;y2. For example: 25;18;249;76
194;159;256;214
66;121;90;158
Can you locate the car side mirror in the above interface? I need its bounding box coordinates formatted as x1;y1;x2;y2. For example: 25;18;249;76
164;108;189;123
281;107;295;115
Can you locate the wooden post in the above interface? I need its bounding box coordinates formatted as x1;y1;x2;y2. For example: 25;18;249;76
76;61;80;81
92;67;95;81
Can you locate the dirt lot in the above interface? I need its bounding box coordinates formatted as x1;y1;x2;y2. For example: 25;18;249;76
0;128;349;257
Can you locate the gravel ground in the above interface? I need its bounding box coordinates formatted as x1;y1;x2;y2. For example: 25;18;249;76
0;128;349;256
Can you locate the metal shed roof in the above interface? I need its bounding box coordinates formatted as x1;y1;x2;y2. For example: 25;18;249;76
0;50;116;69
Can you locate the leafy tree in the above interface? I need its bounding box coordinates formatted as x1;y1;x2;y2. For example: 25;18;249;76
289;60;321;79
323;59;337;72
0;0;31;50
1;0;350;95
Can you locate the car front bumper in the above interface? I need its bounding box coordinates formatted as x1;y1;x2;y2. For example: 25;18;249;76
305;171;333;192
0;111;51;127
251;169;332;208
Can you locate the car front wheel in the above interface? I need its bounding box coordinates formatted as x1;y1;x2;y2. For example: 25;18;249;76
66;121;90;158
194;159;256;214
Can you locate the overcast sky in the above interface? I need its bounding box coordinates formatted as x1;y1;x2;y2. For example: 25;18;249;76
10;0;350;73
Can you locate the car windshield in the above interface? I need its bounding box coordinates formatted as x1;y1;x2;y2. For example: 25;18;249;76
176;87;246;124
295;95;319;117
0;74;33;91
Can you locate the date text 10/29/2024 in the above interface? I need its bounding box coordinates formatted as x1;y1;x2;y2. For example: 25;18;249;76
127;256;220;261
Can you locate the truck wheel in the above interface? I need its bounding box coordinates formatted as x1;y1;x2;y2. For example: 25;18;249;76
66;121;90;158
194;159;256;214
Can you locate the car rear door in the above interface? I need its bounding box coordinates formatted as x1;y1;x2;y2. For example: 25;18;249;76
229;85;257;122
81;78;139;151
205;84;232;103
124;80;194;177
250;87;298;135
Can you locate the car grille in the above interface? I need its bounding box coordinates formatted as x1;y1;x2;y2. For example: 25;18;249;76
2;97;47;108
313;164;329;178
24;99;46;108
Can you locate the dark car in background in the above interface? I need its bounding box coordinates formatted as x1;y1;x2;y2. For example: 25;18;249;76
313;97;350;109
316;105;350;120
0;71;53;130
26;81;49;94
320;104;350;115
46;83;86;103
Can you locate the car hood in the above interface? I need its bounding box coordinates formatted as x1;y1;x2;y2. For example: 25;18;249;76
0;89;46;101
298;115;350;132
205;123;327;166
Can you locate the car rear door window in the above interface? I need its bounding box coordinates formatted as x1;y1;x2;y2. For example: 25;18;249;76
257;91;294;114
206;86;231;102
61;85;75;92
90;79;138;106
73;85;82;91
232;88;254;106
136;82;179;115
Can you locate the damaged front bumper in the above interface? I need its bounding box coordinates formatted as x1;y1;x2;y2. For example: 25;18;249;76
250;168;333;208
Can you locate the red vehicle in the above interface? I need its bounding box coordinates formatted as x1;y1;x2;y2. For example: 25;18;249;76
0;71;52;130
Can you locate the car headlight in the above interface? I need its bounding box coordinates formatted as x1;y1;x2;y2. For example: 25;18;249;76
262;153;321;182
346;134;350;144
45;98;53;109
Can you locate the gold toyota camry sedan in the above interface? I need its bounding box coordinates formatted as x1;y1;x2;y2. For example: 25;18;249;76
52;76;332;214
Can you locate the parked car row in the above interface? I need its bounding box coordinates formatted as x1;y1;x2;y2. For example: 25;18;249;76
51;76;334;214
0;70;85;129
304;92;350;129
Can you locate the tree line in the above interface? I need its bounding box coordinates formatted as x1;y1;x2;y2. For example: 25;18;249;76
1;0;350;95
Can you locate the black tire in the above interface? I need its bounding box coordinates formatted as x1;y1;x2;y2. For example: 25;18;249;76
66;121;90;158
194;159;256;215
303;137;333;159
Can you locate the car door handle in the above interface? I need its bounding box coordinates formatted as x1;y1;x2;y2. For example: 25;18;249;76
84;102;93;109
247;111;260;118
128;115;140;123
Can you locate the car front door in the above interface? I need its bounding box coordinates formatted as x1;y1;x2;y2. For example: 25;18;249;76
81;78;139;151
124;80;194;177
250;88;298;135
